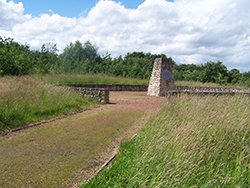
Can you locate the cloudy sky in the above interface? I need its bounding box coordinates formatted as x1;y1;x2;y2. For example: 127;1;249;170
0;0;249;72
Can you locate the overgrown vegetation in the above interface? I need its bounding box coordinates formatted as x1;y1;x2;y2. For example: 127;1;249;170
84;95;250;187
0;77;97;132
1;37;249;86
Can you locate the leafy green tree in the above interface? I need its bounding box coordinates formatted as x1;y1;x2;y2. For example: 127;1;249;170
173;64;201;81
240;71;250;87
227;68;241;84
0;37;34;75
32;43;58;73
59;40;100;73
200;61;228;84
60;40;84;72
117;52;172;79
1;36;248;87
183;70;199;81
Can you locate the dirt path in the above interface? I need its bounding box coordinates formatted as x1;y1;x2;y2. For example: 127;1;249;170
0;92;166;188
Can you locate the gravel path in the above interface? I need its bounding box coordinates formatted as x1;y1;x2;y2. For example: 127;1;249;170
0;92;166;188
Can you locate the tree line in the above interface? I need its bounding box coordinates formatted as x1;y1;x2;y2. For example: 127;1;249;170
0;37;249;86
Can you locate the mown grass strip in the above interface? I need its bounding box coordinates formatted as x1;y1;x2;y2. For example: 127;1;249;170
0;76;97;132
84;95;250;188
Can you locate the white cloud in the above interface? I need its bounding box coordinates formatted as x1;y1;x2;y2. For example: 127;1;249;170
0;0;31;29
0;0;249;72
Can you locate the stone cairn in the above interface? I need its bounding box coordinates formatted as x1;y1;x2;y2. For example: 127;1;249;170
147;57;175;96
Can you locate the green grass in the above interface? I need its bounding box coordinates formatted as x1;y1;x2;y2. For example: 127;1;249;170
0;76;97;132
32;73;149;85
176;80;250;88
175;81;221;87
84;95;250;187
36;73;222;87
31;73;250;89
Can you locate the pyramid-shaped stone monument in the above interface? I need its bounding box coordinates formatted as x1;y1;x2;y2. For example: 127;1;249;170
147;57;175;96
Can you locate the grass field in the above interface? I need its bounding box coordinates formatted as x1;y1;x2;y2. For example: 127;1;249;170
33;73;247;88
176;80;221;87
84;95;250;187
34;73;221;87
33;73;149;85
0;76;97;133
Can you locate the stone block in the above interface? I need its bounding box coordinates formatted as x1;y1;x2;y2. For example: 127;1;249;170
147;57;175;96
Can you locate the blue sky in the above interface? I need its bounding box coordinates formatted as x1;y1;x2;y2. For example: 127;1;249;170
13;0;147;17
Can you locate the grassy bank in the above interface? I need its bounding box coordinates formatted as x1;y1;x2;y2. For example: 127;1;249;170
0;77;97;133
84;95;250;187
33;74;149;85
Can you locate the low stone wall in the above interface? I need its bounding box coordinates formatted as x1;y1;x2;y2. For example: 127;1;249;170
71;87;109;103
65;84;148;103
67;84;148;92
167;86;250;96
175;86;250;93
67;84;250;99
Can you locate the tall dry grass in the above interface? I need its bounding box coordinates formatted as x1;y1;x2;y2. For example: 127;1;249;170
84;95;250;187
0;76;96;132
